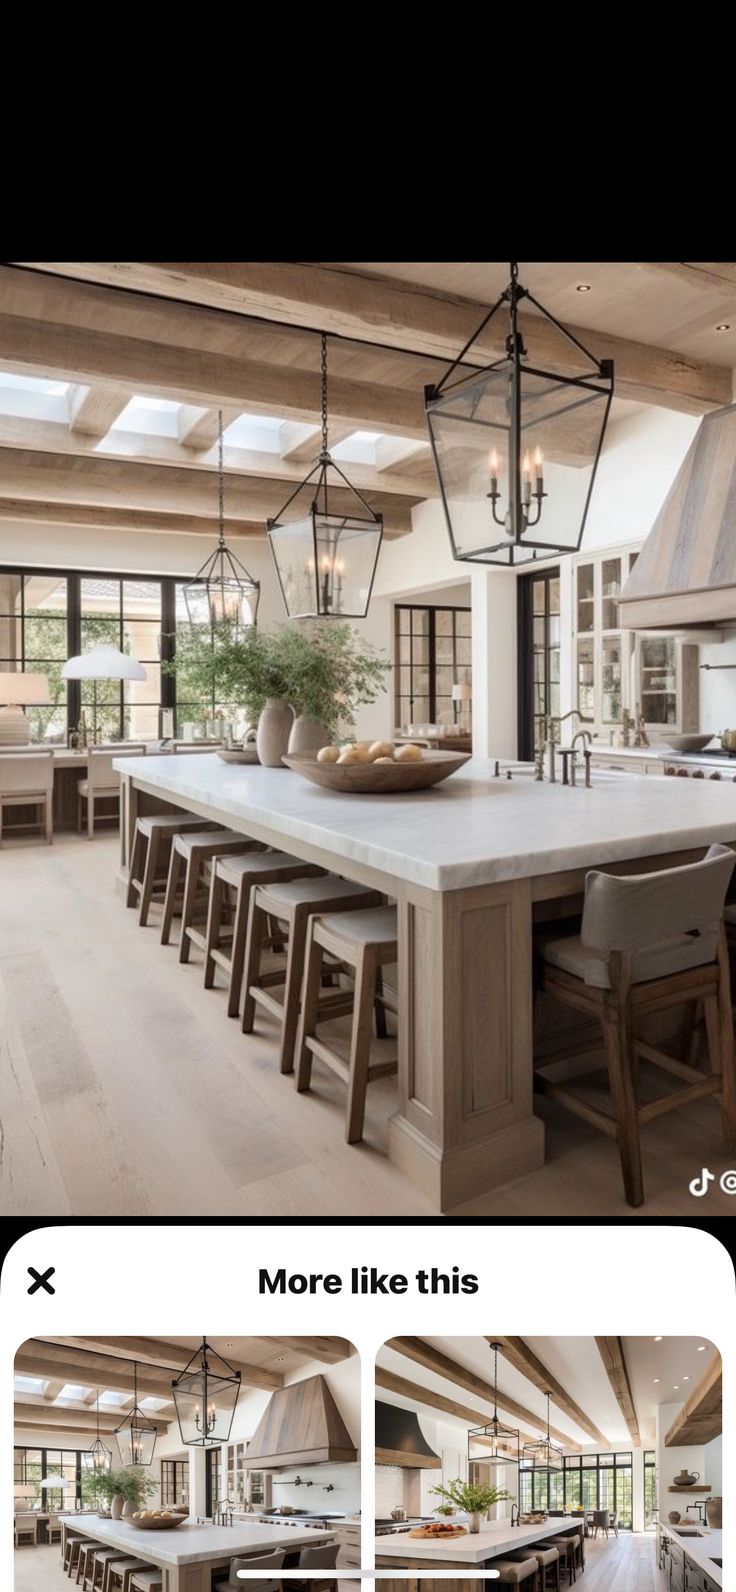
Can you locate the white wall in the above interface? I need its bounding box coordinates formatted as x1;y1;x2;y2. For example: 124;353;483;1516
655;1399;708;1526
703;1435;721;1495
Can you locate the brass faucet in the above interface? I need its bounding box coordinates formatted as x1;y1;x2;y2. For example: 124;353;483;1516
544;711;593;782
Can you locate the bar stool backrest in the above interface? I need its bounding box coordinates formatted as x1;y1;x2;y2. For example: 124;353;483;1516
226;1549;285;1588
0;751;54;795
298;1544;339;1568
86;746;146;791
582;843;735;952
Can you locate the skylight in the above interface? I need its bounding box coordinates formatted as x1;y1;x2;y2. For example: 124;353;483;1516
139;1396;169;1411
98;1390;129;1408
223;414;284;449
0;371;70;396
55;1383;91;1402
110;395;182;438
14;1374;47;1395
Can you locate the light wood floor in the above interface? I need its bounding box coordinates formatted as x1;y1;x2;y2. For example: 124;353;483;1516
14;1543;355;1591
2;832;735;1216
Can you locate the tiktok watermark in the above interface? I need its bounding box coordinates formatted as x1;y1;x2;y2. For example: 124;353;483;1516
689;1166;736;1196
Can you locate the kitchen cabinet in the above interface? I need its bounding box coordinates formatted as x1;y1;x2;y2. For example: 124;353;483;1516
333;1522;361;1567
224;1444;271;1507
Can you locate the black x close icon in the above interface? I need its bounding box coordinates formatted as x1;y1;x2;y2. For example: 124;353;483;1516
27;1267;55;1295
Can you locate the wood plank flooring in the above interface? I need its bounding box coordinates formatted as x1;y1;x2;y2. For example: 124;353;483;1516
2;832;735;1216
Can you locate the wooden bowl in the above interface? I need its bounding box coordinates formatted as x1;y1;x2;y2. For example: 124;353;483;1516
283;750;471;794
129;1513;188;1530
216;748;259;765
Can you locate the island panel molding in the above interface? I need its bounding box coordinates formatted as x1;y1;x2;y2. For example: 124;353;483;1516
384;1337;578;1448
594;1336;641;1446
485;1335;609;1446
664;1351;722;1446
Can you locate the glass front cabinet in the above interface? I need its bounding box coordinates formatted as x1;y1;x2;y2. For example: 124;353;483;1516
224;1442;272;1508
573;549;698;738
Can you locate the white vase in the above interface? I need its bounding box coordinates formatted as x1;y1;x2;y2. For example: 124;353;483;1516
110;1494;124;1520
468;1512;482;1534
122;1498;137;1518
288;714;331;755
256;699;294;767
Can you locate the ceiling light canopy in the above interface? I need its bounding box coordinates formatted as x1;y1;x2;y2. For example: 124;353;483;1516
268;335;383;618
425;261;614;567
522;1392;563;1473
183;411;260;633
82;1390;112;1475
172;1337;241;1447
115;1362;157;1467
467;1341;519;1471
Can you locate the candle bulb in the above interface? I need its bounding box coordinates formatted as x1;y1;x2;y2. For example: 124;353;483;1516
534;446;544;483
522;450;532;507
489;447;499;490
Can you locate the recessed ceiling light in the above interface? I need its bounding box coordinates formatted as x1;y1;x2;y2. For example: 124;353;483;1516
715;323;732;332
576;283;592;293
653;1378;660;1384
683;1376;691;1381
653;1337;663;1342
697;1345;707;1351
673;1385;680;1390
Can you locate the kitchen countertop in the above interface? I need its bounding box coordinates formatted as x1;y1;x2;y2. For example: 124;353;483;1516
116;753;736;893
58;1513;334;1566
591;743;736;770
666;1523;722;1587
374;1514;583;1563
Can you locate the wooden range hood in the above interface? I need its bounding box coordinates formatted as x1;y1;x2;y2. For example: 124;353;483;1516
620;401;736;629
244;1374;357;1468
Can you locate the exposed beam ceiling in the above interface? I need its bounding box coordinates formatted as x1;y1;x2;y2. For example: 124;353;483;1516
595;1337;641;1446
641;262;736;297
664;1353;722;1447
264;1337;353;1364
13;1402;171;1433
22;1336;284;1391
67;384;130;437
486;1336;608;1446
16;1349;181;1403
375;1365;538;1448
177;404;240;450
17;261;730;416
385;1337;578;1448
0;498;253;538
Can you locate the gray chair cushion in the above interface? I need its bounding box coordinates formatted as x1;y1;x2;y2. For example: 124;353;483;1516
490;1560;538;1584
540;925;718;988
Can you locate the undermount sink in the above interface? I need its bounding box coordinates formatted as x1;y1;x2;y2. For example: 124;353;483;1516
675;1528;704;1536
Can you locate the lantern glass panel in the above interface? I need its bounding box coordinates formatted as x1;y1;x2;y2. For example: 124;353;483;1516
269;512;382;619
172;1368;240;1445
427;361;610;566
183;576;256;631
116;1419;156;1468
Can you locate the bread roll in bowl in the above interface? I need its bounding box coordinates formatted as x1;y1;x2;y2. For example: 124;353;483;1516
368;740;395;760
316;744;340;763
395;742;424;762
337;748;363;764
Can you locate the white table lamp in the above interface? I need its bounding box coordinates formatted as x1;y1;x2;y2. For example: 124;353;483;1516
62;644;147;742
452;680;472;731
0;671;51;746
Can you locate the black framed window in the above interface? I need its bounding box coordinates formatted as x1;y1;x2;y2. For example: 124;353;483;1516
0;571;70;743
394;604;471;730
206;1447;221;1515
14;1445;83;1510
161;1458;189;1508
517;566;560;760
643;1449;657;1531
520;1452;633;1528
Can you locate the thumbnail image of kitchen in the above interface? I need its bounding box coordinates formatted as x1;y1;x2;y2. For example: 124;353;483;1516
374;1335;722;1589
13;1335;361;1591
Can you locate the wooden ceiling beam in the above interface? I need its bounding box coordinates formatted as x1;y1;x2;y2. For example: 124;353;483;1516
385;1337;578;1448
13;1401;171;1433
639;262;736;297
376;1365;538;1448
664;1353;722;1447
0;497;262;539
594;1338;641;1447
265;1337;353;1364
15;1351;179;1403
67;384;130;437
485;1337;608;1446
37;1335;284;1390
0;446;414;534
18;260;730;416
177;404;242;449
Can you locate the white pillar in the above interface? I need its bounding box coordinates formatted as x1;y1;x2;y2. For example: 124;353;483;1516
471;568;518;760
189;1447;208;1519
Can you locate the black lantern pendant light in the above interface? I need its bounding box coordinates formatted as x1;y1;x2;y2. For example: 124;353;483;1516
467;1341;520;1471
183;410;261;631
268;334;383;618
522;1391;564;1473
82;1390;112;1474
425;262;614;567
115;1362;158;1467
171;1337;241;1447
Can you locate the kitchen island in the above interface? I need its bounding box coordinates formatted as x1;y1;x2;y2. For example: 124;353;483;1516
117;753;736;1211
374;1513;585;1567
59;1512;335;1592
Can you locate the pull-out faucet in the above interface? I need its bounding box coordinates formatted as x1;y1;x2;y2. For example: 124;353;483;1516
510;1502;520;1528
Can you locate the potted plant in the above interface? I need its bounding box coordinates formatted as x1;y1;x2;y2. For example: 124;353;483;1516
433;1503;457;1519
274;623;391;752
98;1466;158;1520
429;1479;515;1535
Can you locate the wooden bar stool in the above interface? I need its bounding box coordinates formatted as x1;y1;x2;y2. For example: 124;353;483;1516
243;875;383;1073
540;1534;581;1583
126;1569;163;1592
160;829;260;959
296;905;398;1141
103;1559;151;1592
204;850;325;1016
489;1558;540;1591
64;1534;94;1576
76;1541;100;1586
535;843;736;1207
126;812;218;925
508;1545;561;1591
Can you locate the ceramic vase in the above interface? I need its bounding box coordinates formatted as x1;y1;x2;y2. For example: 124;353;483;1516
122;1499;137;1518
668;1511;681;1524
468;1512;482;1534
705;1497;722;1527
256;699;294;767
288;714;331;756
110;1494;124;1520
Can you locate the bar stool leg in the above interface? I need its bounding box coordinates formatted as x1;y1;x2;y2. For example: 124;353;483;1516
160;846;184;945
296;919;325;1093
374;966;388;1038
87;790;95;840
178;854;201;963
346;946;378;1143
242;894;267;1034
280;906;310;1073
204;867;227;990
602;995;644;1208
126;824;144;908
225;882;253;1017
139;826;162;927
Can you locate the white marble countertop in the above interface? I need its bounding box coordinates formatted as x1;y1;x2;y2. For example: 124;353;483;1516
116;753;736;892
592;743;736;770
666;1523;722;1587
58;1513;334;1566
375;1514;582;1563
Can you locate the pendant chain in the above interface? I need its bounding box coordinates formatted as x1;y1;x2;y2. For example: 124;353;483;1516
321;333;329;456
218;409;225;547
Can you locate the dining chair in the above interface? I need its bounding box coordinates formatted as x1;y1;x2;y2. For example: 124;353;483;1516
47;1512;62;1543
0;750;54;846
536;843;736;1206
607;1507;619;1537
591;1509;611;1538
14;1511;39;1546
77;745;146;838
